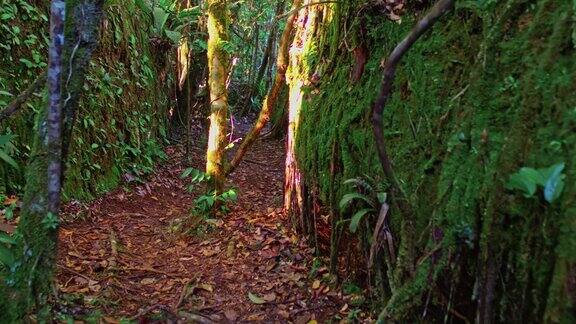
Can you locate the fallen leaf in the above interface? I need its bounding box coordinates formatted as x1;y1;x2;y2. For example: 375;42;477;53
3;196;18;206
197;283;214;292
248;292;266;304
263;292;276;302
140;278;155;285
312;280;321;290
224;309;238;321
246;312;265;321
278;310;290;319
102;316;120;324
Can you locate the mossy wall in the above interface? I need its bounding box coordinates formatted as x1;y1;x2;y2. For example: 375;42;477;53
296;0;575;321
0;0;172;201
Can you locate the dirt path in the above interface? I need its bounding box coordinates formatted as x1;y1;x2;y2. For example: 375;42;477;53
56;131;342;322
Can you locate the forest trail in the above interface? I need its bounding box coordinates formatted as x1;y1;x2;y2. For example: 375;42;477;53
56;123;342;322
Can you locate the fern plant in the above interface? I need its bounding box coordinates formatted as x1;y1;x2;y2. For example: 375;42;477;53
0;134;18;170
339;177;388;233
0;231;16;271
135;0;202;44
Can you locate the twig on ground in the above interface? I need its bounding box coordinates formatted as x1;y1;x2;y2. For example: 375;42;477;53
56;264;95;282
178;311;215;324
129;304;174;321
173;277;197;311
119;265;181;278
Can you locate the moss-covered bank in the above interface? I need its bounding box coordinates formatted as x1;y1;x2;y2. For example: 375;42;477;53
0;0;172;202
296;0;575;321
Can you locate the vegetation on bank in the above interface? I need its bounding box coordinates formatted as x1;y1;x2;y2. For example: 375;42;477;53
0;0;574;322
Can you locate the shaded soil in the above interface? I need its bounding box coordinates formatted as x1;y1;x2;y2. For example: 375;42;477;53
56;127;344;323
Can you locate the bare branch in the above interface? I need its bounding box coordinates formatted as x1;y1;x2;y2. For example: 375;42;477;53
0;71;47;122
371;0;454;285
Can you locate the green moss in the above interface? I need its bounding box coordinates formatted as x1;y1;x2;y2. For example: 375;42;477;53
296;0;576;321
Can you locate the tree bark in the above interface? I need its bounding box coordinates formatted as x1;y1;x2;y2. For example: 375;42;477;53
205;0;230;192
226;0;302;176
284;0;318;229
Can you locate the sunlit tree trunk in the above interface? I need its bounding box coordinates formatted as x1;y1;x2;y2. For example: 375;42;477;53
226;0;301;175
284;0;318;229
205;0;230;192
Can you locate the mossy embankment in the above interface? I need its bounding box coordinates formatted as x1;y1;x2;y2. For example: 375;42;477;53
0;1;173;201
296;0;575;321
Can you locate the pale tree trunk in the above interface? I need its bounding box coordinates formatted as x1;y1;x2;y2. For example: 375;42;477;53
226;0;302;175
177;0;192;91
172;0;193;135
284;0;318;229
205;0;230;192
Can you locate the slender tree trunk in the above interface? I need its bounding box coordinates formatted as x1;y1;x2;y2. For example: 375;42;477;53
247;23;260;87
226;0;302;175
1;1;105;321
243;0;285;110
171;0;193;136
284;0;318;229
61;1;105;162
47;0;65;218
256;0;284;87
205;0;230;192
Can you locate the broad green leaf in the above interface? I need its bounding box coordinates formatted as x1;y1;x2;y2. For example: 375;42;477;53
517;167;544;186
4;206;14;220
377;192;387;204
0;246;15;267
343;178;374;192
178;6;201;20
180;167;195;179
0;134;15;146
164;29;182;44
0;232;15;245
349;209;372;234
538;163;564;184
543;163;565;203
135;0;152;14
0;150;18;169
193;39;208;51
339;193;375;210
506;168;539;197
248;292;266;304
19;58;35;68
153;7;169;34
